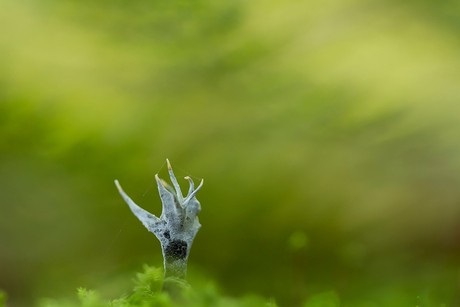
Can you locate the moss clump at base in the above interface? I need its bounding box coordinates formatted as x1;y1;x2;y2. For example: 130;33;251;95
39;265;278;307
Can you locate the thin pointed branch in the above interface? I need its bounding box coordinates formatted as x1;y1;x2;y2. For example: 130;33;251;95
184;179;204;204
167;159;184;202
114;180;160;229
155;174;183;220
184;176;194;198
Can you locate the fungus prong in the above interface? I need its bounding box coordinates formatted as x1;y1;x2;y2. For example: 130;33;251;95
185;179;203;203
166;158;184;202
114;179;160;226
184;176;194;197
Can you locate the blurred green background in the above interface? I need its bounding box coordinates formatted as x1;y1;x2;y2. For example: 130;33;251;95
2;0;460;306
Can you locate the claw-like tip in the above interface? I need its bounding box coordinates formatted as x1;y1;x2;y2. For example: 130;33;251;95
114;179;122;191
160;179;169;188
184;176;191;180
156;174;172;189
166;158;172;170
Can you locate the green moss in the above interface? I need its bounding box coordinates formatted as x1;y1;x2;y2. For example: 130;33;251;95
0;291;7;307
304;291;340;307
39;265;278;307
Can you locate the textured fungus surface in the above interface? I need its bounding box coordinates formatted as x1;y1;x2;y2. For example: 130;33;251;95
165;240;188;261
115;159;203;283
